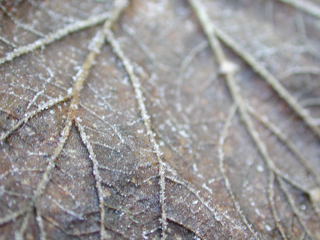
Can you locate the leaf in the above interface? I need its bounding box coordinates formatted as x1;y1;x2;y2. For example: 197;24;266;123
0;0;320;239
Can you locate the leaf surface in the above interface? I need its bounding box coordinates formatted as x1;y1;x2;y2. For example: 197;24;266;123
0;0;320;239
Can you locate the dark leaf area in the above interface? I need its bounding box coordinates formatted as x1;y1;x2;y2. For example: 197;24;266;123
0;0;320;239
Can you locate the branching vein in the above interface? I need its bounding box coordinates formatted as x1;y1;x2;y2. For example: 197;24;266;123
186;2;320;139
247;105;320;185
276;0;320;19
76;120;107;240
0;3;45;37
218;104;259;239
216;28;320;138
0;12;109;65
0;1;129;239
0;94;72;144
189;0;318;238
106;30;168;239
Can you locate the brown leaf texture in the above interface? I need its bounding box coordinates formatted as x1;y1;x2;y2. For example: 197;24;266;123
1;0;320;239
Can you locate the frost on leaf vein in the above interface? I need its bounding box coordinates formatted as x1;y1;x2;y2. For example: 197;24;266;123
0;0;320;239
189;0;320;239
0;1;129;239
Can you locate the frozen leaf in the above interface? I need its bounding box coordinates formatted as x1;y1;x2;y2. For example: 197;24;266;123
0;0;320;239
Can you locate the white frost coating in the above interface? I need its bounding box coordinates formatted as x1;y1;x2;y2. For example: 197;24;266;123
254;208;263;217
219;60;238;75
0;94;72;144
247;105;320;185
310;187;320;203
256;165;264;172
197;173;204;179
144;1;168;19
105;30;168;239
202;183;213;194
178;130;189;138
193;163;198;172
165;163;240;229
215;101;260;239
208;178;215;184
76;120;107;240
46;67;55;78
0;2;130;240
189;1;318;237
0;12;111;65
26;90;44;111
265;225;272;231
